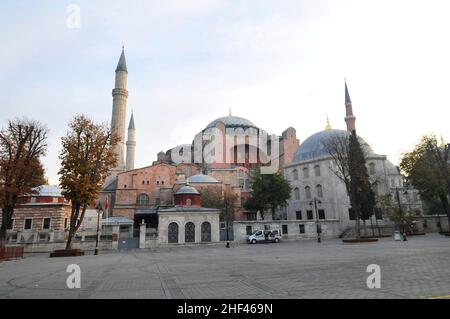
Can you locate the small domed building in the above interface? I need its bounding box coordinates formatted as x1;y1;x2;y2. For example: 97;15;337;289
158;184;221;244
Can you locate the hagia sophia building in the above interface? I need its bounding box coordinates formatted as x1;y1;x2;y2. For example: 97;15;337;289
99;48;424;241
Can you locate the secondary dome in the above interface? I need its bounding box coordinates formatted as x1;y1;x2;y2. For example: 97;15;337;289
293;129;374;163
205;116;257;130
176;185;200;195
188;174;220;184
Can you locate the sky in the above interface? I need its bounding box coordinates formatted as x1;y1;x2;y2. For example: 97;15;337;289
0;0;449;185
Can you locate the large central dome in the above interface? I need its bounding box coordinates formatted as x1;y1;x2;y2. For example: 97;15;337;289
205;116;257;130
293;129;375;163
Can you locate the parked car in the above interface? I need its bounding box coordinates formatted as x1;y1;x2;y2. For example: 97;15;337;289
247;229;282;244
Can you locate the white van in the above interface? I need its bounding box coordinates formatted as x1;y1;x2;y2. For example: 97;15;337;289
247;229;282;244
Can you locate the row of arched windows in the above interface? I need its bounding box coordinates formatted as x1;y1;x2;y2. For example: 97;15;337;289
293;185;323;200
168;221;211;243
292;165;321;180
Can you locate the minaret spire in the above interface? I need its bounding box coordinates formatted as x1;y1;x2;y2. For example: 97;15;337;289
111;47;129;170
344;80;356;132
126;111;136;170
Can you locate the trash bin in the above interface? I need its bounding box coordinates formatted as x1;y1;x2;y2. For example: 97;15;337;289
394;230;402;241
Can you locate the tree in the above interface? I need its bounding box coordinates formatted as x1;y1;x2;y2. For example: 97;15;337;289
323;130;375;238
199;186;238;221
377;194;418;232
245;168;292;220
0;119;48;246
400;134;450;229
59;115;118;250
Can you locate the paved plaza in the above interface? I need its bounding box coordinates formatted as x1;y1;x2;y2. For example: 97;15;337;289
1;234;450;299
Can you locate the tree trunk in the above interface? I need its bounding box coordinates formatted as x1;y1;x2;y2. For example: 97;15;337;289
440;194;450;232
0;207;12;247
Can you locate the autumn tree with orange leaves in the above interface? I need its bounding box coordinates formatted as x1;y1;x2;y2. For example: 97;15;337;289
59;115;118;250
0;119;48;246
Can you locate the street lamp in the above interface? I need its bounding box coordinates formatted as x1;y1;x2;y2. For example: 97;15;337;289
309;197;322;243
224;197;230;248
94;202;103;255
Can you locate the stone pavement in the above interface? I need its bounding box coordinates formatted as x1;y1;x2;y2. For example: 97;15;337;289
1;234;450;299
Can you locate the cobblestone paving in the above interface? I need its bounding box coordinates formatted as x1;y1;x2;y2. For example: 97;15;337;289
1;234;450;299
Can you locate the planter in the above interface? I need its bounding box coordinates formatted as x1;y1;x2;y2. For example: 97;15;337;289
342;238;379;244
50;249;84;258
0;246;24;261
361;235;391;239
406;232;426;236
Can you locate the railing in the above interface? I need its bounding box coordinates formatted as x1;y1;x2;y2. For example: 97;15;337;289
0;246;24;261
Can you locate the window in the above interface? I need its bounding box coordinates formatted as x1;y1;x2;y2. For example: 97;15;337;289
64;218;68;229
246;212;257;221
299;224;305;234
303;167;309;179
307;210;314;220
136;193;150;205
349;208;356;220
186;198;192;206
24;219;32;230
124;184;127;188
318;209;325;220
282;225;288;235
391;179;395;187
296;211;302;220
7;219;14;230
305;186;312;199
369;163;376;175
43;218;51;230
293;169;298;181
314;165;321;177
294;188;300;201
246;226;253;235
316;184;323;198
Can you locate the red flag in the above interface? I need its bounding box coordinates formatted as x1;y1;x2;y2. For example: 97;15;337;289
104;197;109;210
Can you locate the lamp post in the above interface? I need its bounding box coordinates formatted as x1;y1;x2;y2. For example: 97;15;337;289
309;197;322;243
224;197;230;248
94;202;103;255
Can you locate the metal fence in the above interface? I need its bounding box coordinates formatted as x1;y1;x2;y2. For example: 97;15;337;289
0;246;24;261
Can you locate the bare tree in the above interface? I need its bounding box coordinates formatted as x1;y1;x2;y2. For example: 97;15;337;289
0;119;48;246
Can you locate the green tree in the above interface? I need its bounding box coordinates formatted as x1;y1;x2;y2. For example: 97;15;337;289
59;115;118;250
245;168;292;220
348;130;376;237
0;119;48;246
400;134;450;229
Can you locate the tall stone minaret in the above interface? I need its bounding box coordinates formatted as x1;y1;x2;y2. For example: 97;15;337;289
111;47;128;170
344;81;356;132
126;112;136;170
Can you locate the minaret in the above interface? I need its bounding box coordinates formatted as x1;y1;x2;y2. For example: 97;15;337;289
126;112;136;170
111;47;128;170
344;81;356;132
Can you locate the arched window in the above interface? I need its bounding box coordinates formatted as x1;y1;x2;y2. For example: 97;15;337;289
293;169;298;181
303;167;310;179
186;198;192;206
316;185;323;198
185;222;195;243
369;163;376;175
168;223;179;243
305;186;312;199
136;193;150;205
294;188;300;200
201;222;211;242
314;165;321;177
391;179;395;187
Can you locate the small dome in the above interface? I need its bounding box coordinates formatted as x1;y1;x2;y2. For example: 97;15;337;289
176;185;200;195
205;116;257;130
293;129;374;163
33;185;63;197
188;174;220;184
385;160;400;175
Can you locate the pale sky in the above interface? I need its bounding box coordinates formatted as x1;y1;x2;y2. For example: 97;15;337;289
1;0;449;185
